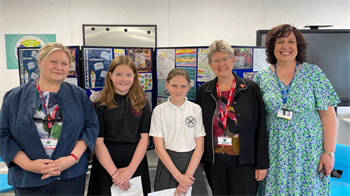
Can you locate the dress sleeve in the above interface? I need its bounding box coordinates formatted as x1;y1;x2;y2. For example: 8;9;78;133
138;99;151;134
149;106;163;137
253;71;262;86
77;93;99;153
0;90;23;166
313;66;341;110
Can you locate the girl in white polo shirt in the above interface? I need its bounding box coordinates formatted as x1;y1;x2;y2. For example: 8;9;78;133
150;68;208;196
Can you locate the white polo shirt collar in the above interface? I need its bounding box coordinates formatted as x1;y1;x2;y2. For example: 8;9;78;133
167;97;188;110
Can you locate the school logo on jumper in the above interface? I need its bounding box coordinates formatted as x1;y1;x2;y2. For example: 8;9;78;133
132;108;142;116
185;116;196;128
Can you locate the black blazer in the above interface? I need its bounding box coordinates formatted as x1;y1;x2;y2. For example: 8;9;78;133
195;72;269;169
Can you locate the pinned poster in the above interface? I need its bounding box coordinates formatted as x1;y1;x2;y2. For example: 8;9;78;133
253;48;270;71
232;47;253;69
175;48;197;67
157;49;175;79
18;47;40;85
138;73;152;90
243;72;258;80
113;48;125;58
157;80;169;97
145;91;153;111
179;66;196;100
197;48;216;82
127;48;152;72
157;97;168;105
84;48;112;89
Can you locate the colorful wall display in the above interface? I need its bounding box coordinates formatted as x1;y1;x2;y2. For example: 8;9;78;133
197;48;216;82
113;48;125;58
18;47;40;85
175;48;197;67
253;48;270;71
84;48;112;89
127;48;152;72
68;47;78;76
5;34;56;69
157;97;168;105
138;73;153;90
180;66;197;100
157;80;169;97
232;47;253;69
157;49;175;80
145;91;153;111
243;72;258;80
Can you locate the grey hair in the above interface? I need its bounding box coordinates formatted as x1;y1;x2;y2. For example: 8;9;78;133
207;40;234;62
38;42;71;66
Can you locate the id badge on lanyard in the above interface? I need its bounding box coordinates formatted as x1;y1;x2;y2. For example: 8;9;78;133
216;78;236;130
275;63;298;120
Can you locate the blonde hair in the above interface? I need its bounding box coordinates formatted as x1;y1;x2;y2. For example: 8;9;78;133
207;40;234;62
166;68;191;84
94;56;146;112
38;42;71;66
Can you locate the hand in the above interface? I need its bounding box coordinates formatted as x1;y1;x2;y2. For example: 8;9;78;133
177;174;195;190
255;169;267;181
42;156;76;180
113;167;134;187
318;153;335;177
119;181;131;192
25;159;60;176
174;184;188;196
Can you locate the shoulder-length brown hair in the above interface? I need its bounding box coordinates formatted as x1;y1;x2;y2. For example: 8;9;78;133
94;55;146;112
265;24;308;65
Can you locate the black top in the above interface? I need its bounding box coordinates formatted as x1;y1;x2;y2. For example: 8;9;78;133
195;72;269;169
94;93;151;143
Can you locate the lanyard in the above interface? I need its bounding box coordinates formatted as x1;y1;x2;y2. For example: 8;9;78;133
36;79;58;129
216;77;236;129
274;62;299;107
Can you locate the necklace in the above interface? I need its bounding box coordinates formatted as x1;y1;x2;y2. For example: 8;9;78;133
276;66;294;79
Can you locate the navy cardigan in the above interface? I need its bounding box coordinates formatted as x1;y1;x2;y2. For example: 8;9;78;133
0;81;99;187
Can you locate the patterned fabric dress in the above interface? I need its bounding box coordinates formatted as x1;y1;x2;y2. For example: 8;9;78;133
254;63;340;195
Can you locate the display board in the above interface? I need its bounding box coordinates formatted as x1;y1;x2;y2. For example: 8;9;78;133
17;46;80;86
155;46;268;105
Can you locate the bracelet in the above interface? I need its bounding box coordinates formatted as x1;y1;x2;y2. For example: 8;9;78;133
111;170;118;177
69;154;79;163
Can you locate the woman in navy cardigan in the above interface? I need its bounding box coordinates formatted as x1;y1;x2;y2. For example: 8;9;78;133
0;43;99;195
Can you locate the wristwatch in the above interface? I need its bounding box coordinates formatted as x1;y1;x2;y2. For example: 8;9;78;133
323;150;334;157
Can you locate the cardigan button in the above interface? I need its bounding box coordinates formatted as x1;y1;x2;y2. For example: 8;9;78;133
234;101;236;104
62;106;66;109
237;113;240;116
63;135;67;138
56;151;60;154
66;118;70;122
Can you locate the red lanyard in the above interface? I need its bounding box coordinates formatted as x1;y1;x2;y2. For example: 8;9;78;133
216;78;236;129
36;79;58;129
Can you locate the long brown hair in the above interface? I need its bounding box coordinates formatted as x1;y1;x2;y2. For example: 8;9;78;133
94;55;146;112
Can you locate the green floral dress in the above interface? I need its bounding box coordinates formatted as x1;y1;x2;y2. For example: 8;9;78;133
254;63;340;195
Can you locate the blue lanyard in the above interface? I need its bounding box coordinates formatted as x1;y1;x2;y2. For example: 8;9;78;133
274;62;299;107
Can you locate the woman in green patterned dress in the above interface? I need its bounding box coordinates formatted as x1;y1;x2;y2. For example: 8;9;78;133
255;24;340;195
